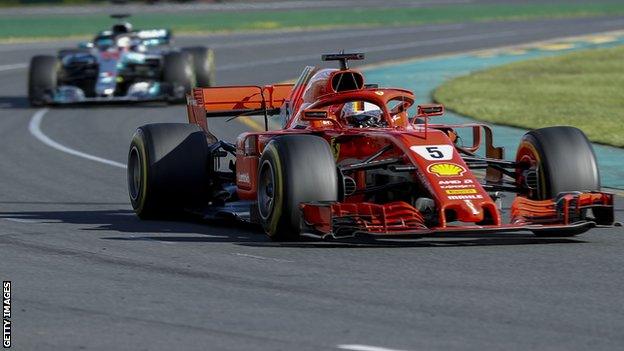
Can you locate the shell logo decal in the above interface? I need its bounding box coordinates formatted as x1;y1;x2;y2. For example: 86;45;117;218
427;163;466;177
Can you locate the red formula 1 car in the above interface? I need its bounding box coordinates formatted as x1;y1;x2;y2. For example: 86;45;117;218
127;53;615;241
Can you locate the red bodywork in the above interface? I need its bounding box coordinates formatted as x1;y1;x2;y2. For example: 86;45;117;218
185;65;614;239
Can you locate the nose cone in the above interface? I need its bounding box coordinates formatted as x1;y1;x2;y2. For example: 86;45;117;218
95;56;119;97
458;199;484;221
442;199;500;226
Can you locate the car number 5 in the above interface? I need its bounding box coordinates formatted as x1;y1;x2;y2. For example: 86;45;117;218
426;146;444;159
410;145;454;161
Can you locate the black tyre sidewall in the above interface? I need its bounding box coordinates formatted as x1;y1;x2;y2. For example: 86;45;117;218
520;126;600;199
258;135;338;240
128;123;210;219
28;55;59;106
258;144;286;237
128;129;153;217
162;51;195;100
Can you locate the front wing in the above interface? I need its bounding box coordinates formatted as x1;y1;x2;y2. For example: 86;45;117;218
50;95;168;105
47;82;175;105
300;191;615;240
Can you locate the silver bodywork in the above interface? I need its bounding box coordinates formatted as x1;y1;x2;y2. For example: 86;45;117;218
52;30;175;104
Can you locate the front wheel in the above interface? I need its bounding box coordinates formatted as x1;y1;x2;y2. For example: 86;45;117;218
516;126;600;200
257;135;338;241
28;55;59;106
162;51;195;102
515;126;601;236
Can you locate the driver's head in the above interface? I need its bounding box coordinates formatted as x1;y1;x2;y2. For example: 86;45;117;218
112;22;133;36
341;101;383;128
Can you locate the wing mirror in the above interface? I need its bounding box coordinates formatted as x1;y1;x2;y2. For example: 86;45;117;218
301;109;329;120
301;109;342;128
413;104;445;139
416;104;444;117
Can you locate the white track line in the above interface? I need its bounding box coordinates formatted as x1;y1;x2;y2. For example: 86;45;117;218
28;108;127;169
338;344;409;351
234;252;294;263
0;63;27;72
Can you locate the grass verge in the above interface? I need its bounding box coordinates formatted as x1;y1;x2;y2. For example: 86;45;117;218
1;2;624;40
433;45;624;147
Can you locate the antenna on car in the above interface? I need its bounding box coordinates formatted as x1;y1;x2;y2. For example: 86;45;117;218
321;51;365;70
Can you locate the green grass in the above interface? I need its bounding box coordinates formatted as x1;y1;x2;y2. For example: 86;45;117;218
433;46;624;147
2;2;624;40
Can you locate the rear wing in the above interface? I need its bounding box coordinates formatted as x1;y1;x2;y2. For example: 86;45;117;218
187;84;293;131
135;29;172;45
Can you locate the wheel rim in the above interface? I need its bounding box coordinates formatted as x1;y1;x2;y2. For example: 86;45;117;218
516;140;546;199
258;160;275;220
128;146;142;201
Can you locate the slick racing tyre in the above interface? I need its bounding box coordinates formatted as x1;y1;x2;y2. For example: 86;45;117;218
182;46;215;87
28;55;59;106
128;123;210;219
163;51;195;102
516;126;601;237
516;126;600;200
257;135;338;241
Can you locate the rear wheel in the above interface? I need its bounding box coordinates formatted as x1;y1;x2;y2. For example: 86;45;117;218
257;135;338;241
515;126;600;236
128;123;210;219
182;46;215;87
162;51;195;102
28;55;59;106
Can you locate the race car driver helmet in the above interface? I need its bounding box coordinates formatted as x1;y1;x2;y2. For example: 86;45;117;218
116;35;132;49
112;22;133;36
341;101;384;128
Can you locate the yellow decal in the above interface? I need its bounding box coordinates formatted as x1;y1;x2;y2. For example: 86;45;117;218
428;163;466;177
445;188;477;195
374;91;384;96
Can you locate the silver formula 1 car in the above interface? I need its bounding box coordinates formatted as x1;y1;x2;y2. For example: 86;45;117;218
28;14;215;106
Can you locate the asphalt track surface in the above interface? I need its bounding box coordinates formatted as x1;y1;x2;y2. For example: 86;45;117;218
1;17;624;351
